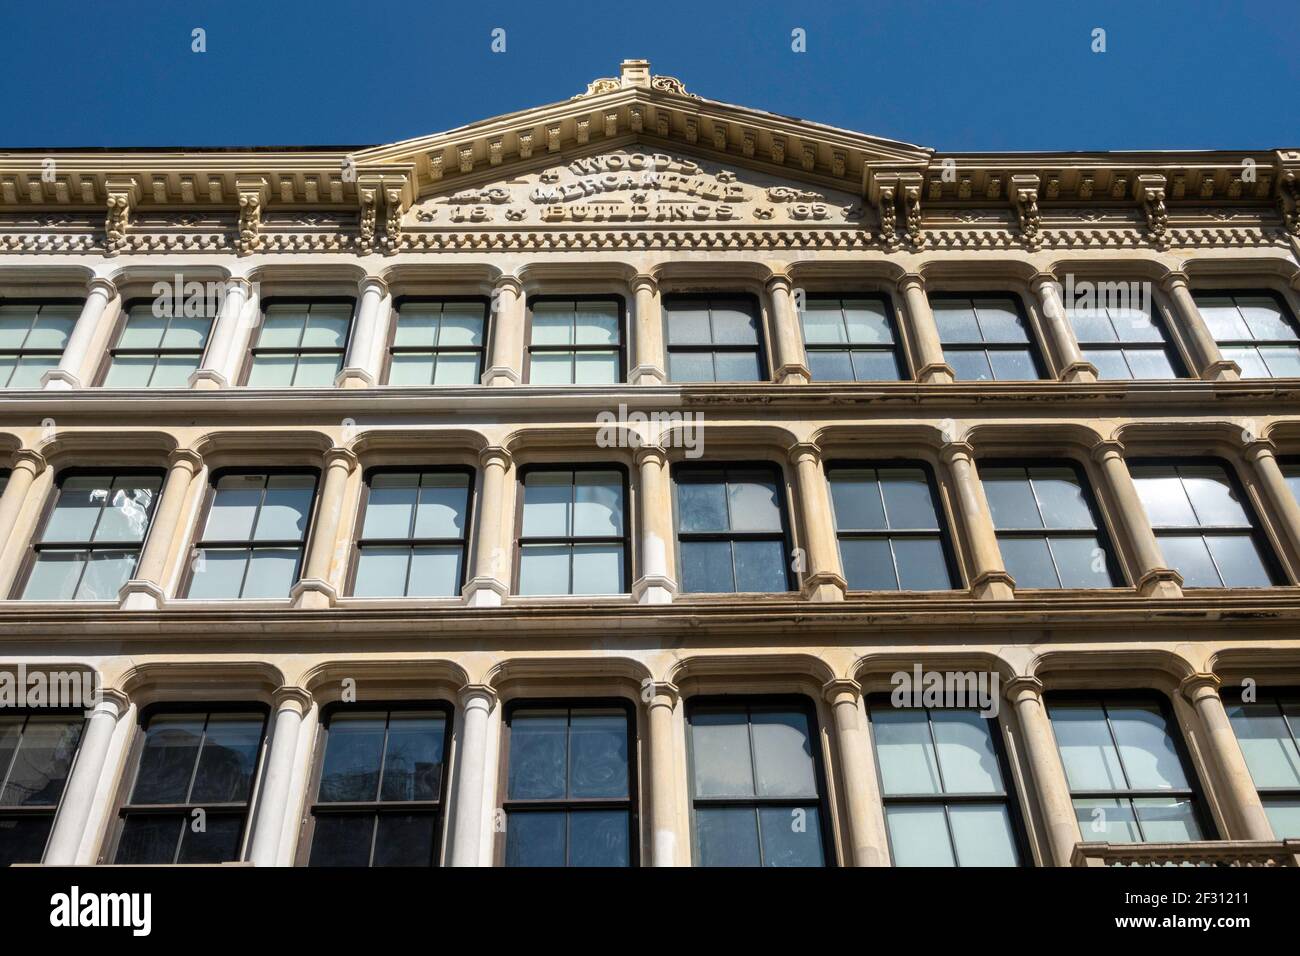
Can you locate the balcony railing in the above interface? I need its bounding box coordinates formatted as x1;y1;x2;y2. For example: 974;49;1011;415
1072;840;1300;867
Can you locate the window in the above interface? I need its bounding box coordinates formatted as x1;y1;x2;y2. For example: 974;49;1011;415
981;462;1120;589
674;465;792;594
1048;694;1210;843
501;702;636;867
665;295;765;383
387;299;487;386
800;295;906;381
351;470;471;598
101;302;213;387
1131;461;1280;587
306;705;452;867
111;709;266;864
1194;291;1300;378
828;464;957;591
0;301;79;388
516;468;627;596
930;295;1046;381
245;301;352;387
1066;293;1183;379
0;713;84;866
17;471;163;601
869;699;1024;866
185;472;317;599
1224;690;1300;838
686;698;829;866
527;298;623;384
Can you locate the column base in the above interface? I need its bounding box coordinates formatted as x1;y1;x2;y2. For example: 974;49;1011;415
40;369;80;390
336;367;374;389
630;363;667;386
482;366;520;387
801;571;847;602
917;362;955;384
1060;361;1099;383
189;369;229;390
290;577;338;609
462;576;509;607
1137;567;1184;598
119;579;166;610
632;574;677;605
776;363;811;385
1201;359;1242;382
971;569;1015;600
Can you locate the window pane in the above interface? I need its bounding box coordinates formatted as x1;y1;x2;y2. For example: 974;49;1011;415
255;476;314;541
353;548;411;597
988;349;1040;380
886;804;955;866
573;351;619;384
256;310;305;348
945;349;993;381
1194;297;1249;339
186;549;249;599
508;712;567;800
529;352;572;385
27;306;78;348
115;816;183;864
132;715;205;804
393;306;439;348
569;809;629;866
931;710;1004;794
389;353;435;386
438;304;484;346
189;716;263;803
949;804;1019;866
680;540;734;592
1158;535;1223;587
1263;799;1300;839
893;537;953;590
176;814;244;863
667;351;714;382
727;478;783;532
1049;535;1115;588
712;350;762;382
830;471;886;530
569;712;628;799
665;304;710;345
75;550;137;600
1204;534;1274;587
690;709;754;798
801;302;846;344
574;304;619;345
982;470;1039;529
843;300;893;344
301;307;351;348
880;469;938;529
1133;796;1202;841
293;354;341;387
1073;797;1141;843
150;356;199;388
118;311;166;349
8;357;56;388
571;544;623;594
851;349;904;381
96;479;159;542
103;356;156;388
521;472;572;538
505;811;566;866
309;814;374;866
22;552;85;600
372;813;437;866
362;474;417;539
380;715;445;802
710;301;759;344
677;480;729;532
1124;347;1179;379
518;545;570;595
530;305;572;346
733;539;788;592
1225;703;1300;789
1031;469;1095;529
1107;704;1189;790
1086;349;1135;380
973;299;1028;343
1070;309;1117;343
695;807;760;866
44;476;109;542
932;300;980;343
1000;537;1059;589
840;537;896;590
241;548;299;598
873;708;941;795
1237;296;1296;340
318;715;386;802
1259;346;1300;377
1179;466;1249;526
1132;470;1197;527
407;547;463;598
163;316;212;350
751;709;817;798
205;475;262;540
0;815;56;866
573;473;623;536
758;805;823;866
1225;346;1269;378
0;717;82;807
432;352;480;385
1051;704;1126;791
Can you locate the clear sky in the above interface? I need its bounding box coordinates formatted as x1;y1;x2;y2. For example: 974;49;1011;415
1;0;1296;152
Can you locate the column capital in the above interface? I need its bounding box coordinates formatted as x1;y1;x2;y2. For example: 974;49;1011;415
1242;437;1279;461
10;448;46;476
644;681;680;708
91;687;131;717
822;678;863;706
323;446;358;473
478;445;512;470
939;440;976;465
633;444;669;468
897;272;926;293
492;274;524;297
1179;672;1222;704
458;683;499;709
1089;438;1126;464
787;441;823;467
1029;272;1062;293
1003;675;1045;704
358;275;389;298
764;272;794;293
1159;270;1191;293
86;276;118;299
222;275;254;297
630;273;658;293
271;685;314;715
166;447;203;473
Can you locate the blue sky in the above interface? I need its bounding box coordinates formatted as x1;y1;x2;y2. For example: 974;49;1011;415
2;0;1296;151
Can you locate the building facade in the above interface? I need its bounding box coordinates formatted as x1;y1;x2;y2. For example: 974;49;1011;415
2;60;1300;867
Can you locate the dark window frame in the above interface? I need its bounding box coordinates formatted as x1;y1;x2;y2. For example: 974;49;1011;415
238;296;356;387
865;694;1031;867
825;458;961;592
345;465;476;598
494;697;640;867
0;296;83;388
1192;288;1300;378
0;707;87;865
178;466;322;600
1221;686;1300;813
684;694;836;867
1067;291;1187;380
383;295;490;387
92;295;217;388
297;699;455;867
523;294;627;385
928;291;1049;381
10;466;166;601
800;292;909;382
662;293;771;384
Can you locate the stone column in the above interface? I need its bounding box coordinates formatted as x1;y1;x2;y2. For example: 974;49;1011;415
462;446;512;606
43;689;129;864
483;276;524;386
1161;272;1240;381
119;448;203;610
646;682;682;866
1180;674;1275;841
1030;273;1097;383
630;274;666;385
940;441;1014;599
0;449;45;552
42;277;116;390
788;443;846;601
247;687;313;865
450;684;498;866
896;274;954;384
1004;677;1078;866
291;447;356;609
632;446;677;604
823;680;889;866
337;276;389;388
1091;440;1183;597
765;275;810;384
1243;439;1300;577
190;277;252;389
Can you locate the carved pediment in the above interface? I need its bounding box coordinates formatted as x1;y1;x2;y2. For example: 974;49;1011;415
407;148;864;228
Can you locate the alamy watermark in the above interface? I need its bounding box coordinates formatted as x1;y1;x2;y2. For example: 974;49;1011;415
596;403;704;458
890;664;1000;717
0;664;102;712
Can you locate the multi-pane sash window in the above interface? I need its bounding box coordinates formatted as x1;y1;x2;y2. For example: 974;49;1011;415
800;296;905;381
687;699;828;867
1224;690;1300;838
388;299;487;386
352;471;470;598
869;700;1023;866
186;472;317;599
931;295;1046;381
674;465;792;594
516;469;626;595
307;706;452;867
1066;294;1182;379
1048;695;1209;844
112;709;266;864
1194;291;1300;378
0;713;84;866
828;464;956;591
665;296;765;383
19;472;163;601
1131;461;1279;587
0;302;79;388
502;703;635;867
527;299;622;384
246;301;352;387
102;303;213;387
981;463;1119;589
